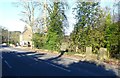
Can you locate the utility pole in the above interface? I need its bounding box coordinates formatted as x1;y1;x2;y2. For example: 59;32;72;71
8;30;9;45
0;28;2;44
43;0;47;33
118;1;120;54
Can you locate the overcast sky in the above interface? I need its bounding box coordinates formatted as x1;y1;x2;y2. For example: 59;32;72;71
0;0;116;35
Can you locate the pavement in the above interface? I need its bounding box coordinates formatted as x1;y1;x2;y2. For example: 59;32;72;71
1;47;119;77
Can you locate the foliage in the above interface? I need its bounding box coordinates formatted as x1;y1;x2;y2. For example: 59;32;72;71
0;26;8;44
45;1;68;51
25;0;119;59
71;1;101;53
9;31;21;44
32;33;46;49
106;22;119;58
70;1;119;59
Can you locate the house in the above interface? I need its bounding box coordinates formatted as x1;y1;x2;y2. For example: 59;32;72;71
20;25;32;47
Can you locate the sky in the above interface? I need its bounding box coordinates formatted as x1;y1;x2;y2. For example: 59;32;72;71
0;0;117;35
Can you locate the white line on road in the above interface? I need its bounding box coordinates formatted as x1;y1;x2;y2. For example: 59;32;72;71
34;58;39;61
44;61;71;72
34;58;71;72
4;60;12;68
17;55;21;57
32;57;71;72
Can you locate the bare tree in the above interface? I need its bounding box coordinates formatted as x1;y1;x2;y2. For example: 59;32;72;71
14;0;42;48
18;1;41;29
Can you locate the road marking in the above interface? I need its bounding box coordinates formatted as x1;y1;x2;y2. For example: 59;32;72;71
4;48;71;72
34;58;39;61
33;58;71;72
26;54;34;56
26;53;39;56
21;55;25;56
4;60;12;68
17;55;21;57
44;61;71;72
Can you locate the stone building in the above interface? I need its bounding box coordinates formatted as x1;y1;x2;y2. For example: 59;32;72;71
20;25;32;47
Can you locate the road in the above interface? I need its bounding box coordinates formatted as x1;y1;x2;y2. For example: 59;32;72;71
1;47;118;77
